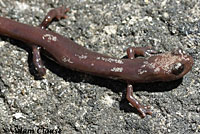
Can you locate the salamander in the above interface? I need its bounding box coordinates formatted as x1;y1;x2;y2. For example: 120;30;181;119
0;7;193;117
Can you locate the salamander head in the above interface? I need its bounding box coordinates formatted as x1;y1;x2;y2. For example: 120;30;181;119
141;49;193;82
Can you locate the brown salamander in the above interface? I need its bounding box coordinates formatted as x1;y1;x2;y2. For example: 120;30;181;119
0;7;193;117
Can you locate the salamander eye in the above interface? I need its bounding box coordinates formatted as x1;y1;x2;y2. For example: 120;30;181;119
172;62;184;75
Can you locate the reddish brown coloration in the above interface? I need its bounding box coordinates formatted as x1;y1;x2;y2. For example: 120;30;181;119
0;7;193;117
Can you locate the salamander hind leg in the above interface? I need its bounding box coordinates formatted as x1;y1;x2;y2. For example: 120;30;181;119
32;45;46;78
126;46;158;59
126;84;152;118
39;6;70;29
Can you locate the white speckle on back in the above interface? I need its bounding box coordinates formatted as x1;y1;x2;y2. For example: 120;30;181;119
42;34;57;42
96;57;124;64
138;69;147;75
154;67;160;72
75;54;88;60
110;67;123;72
62;56;73;64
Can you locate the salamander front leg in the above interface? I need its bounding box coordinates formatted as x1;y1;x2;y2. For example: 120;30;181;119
127;46;158;59
32;45;46;77
126;46;153;117
126;84;152;118
39;6;70;29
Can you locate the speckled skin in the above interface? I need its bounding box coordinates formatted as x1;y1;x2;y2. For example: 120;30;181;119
0;7;193;117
